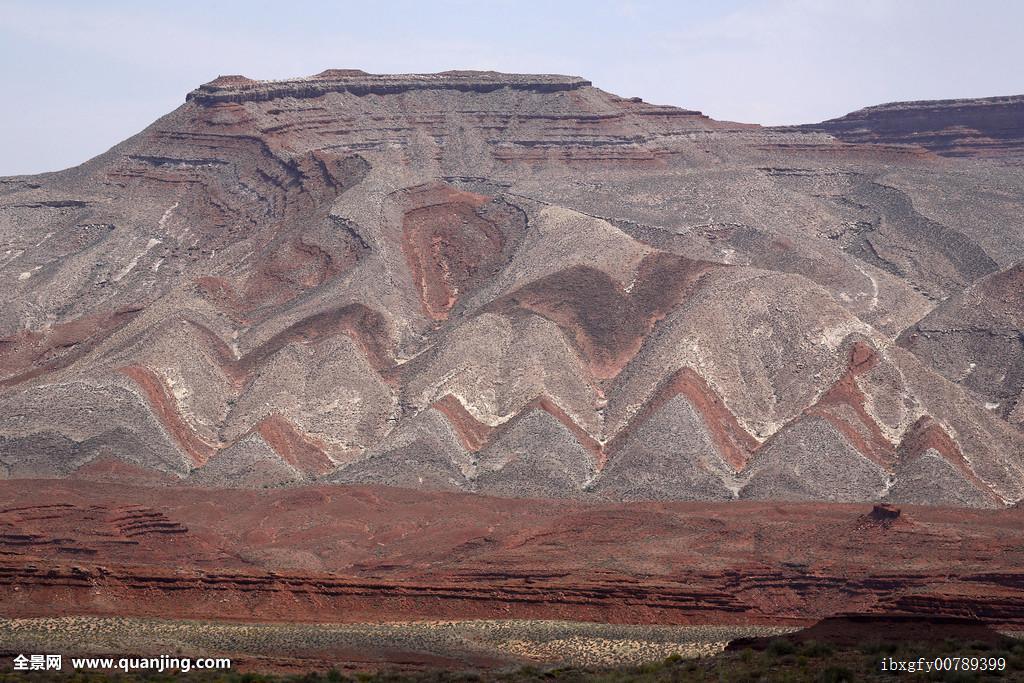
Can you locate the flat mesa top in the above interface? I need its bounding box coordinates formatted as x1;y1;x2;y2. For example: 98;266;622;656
834;93;1024;117
187;70;593;104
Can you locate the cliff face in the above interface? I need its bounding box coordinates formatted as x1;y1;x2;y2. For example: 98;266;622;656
186;70;594;103
795;95;1024;158
1;71;1024;507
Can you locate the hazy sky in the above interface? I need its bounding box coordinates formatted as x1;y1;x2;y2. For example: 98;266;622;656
2;0;1023;175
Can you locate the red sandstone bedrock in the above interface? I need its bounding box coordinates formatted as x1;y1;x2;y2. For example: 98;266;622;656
1;480;1024;626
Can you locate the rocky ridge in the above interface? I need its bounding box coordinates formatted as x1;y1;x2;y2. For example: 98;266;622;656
187;70;594;104
794;94;1024;158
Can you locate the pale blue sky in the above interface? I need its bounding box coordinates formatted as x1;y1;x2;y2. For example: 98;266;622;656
2;0;1022;175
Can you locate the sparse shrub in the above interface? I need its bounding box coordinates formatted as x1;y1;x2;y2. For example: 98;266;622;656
941;638;961;653
800;641;834;658
817;665;854;683
861;639;898;655
941;673;984;683
637;660;663;674
766;638;796;657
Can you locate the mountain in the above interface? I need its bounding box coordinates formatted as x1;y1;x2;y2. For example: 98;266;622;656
1;70;1023;507
792;94;1024;158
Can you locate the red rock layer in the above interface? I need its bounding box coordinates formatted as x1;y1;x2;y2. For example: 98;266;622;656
111;142;368;253
401;184;526;320
801;342;896;468
525;396;604;462
427;343;940;478
41;306;397;477
182;150;371;321
433;369;754;474
431;394;602;464
897;416;1001;504
180;303;394;391
254;414;334;476
239;304;393;375
495;254;715;379
197;229;365;320
68;457;180;486
0;307;143;388
109;333;994;497
117;365;217;466
431;395;493;451
117;366;337;476
978;263;1024;315
754;141;933;161
607;368;759;471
